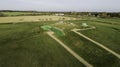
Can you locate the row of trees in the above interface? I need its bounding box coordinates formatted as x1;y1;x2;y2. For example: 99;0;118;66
64;12;120;18
0;10;120;18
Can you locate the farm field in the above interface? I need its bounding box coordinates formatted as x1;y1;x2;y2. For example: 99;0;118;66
1;12;38;16
0;14;120;67
0;16;76;23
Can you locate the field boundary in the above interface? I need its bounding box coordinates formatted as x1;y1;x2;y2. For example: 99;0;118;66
47;31;93;67
72;27;120;59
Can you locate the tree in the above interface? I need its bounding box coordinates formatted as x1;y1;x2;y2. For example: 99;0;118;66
98;12;108;18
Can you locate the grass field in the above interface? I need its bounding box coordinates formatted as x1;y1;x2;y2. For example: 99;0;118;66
56;31;120;67
80;22;120;53
1;12;35;16
0;16;76;23
0;12;45;16
0;22;85;67
0;15;120;67
52;18;120;67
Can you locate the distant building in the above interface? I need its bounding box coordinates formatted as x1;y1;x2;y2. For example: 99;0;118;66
55;13;64;16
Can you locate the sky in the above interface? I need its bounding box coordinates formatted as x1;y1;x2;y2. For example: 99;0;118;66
0;0;120;12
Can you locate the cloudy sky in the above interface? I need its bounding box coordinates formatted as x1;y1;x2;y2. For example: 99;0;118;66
0;0;120;12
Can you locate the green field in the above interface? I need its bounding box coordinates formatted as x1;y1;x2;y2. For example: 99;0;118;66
0;15;120;67
81;21;120;53
0;12;46;16
0;22;85;67
1;12;34;16
55;19;120;67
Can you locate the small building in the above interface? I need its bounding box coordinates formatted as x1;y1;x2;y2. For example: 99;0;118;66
55;13;64;16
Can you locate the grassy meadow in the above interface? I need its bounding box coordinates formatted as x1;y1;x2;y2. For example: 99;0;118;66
0;22;85;67
55;19;120;67
0;12;120;67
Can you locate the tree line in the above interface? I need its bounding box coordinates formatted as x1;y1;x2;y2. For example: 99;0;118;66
0;10;120;18
64;12;120;18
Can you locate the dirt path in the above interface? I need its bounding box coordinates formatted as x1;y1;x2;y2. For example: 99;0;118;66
47;31;93;67
72;28;120;59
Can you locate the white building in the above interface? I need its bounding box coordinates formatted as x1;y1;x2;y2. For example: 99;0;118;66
55;13;64;16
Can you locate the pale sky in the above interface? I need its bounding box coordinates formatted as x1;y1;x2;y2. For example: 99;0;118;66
0;0;120;12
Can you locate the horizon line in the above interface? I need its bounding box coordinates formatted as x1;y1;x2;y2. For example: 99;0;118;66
0;10;120;13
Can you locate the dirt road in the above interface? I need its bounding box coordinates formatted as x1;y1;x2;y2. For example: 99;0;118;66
72;28;120;59
47;31;93;67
